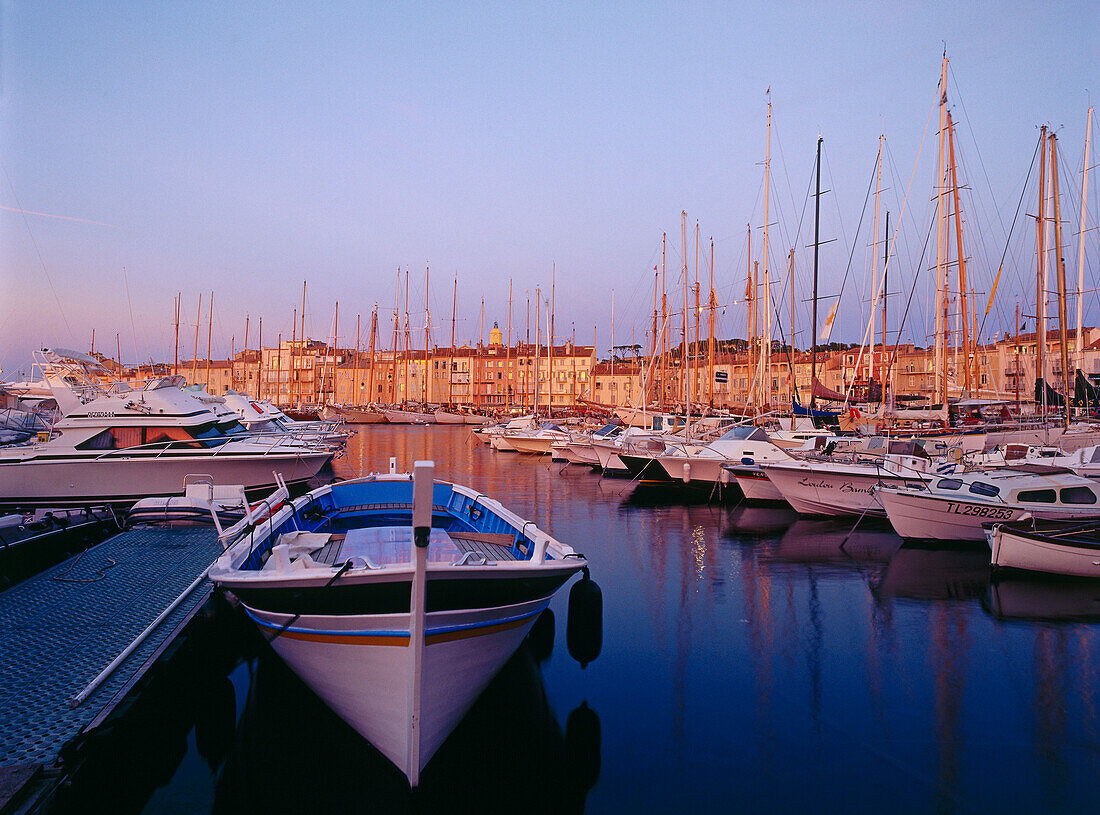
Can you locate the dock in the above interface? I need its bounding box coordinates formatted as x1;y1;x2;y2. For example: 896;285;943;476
0;525;224;802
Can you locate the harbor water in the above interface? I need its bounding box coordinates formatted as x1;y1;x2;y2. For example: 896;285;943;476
49;426;1100;814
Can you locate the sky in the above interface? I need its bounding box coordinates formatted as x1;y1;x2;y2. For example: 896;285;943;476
1;0;1097;377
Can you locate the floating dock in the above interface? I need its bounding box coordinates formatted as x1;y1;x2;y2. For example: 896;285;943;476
0;526;223;805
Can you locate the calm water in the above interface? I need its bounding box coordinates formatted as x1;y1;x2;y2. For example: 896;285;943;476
52;426;1100;814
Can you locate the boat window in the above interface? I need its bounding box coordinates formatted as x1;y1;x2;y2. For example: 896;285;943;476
936;479;963;490
1017;489;1056;503
968;481;1000;497
718;426;765;442
1059;486;1097;505
76;426;202;450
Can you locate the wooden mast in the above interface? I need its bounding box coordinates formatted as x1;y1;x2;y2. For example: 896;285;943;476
299;281;306;407
681;211;688;408
534;287;541;417
693;220;700;407
173;293;180;378
946;110;972;395
787;247;796;403
1037;126;1048;418
424;263;431;406
327;301;338;406
392;269;400;405
650;264;658;406
403;268;410;406
708;238;715;407
449;278;457;408
933;55;948;407
353;313;360;406
1050;131;1071;428
367;306;378;405
761;92;772;408
661;234;667;410
191;292;201;385
1075;107;1094;376
506;278;512;411
869;135;883;385
205;291;213;391
747;224;754;405
811;136;822;409
525;293;531;410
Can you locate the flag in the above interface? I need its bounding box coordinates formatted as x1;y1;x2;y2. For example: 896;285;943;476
819;301;839;342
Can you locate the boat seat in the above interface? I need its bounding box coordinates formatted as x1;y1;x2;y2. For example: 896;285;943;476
449;532;519;561
311;534;347;566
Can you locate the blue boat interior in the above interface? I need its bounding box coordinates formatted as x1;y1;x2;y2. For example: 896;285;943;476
241;479;542;571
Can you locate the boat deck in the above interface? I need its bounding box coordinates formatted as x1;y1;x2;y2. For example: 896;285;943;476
0;526;223;774
311;529;519;565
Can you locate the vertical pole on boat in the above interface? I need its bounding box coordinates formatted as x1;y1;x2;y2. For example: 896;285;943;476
1037;127;1048;421
1075;108;1093;378
368;306;377;406
173;294;179;378
257;317;263;401
192;293;202;386
449;278;457;408
506;278;513;411
408;459;434;786
811;136;822;409
353;313;360;406
1050;133;1071;429
206;291;214;393
708;238;715;408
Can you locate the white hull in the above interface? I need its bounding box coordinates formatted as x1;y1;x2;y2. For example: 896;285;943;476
655;455;724;485
463;413;492;425
763;463;924;517
246;594;550;779
592;442;628;473
880;489;1029;541
507;435;558;455
383;409;436;425
729;466;786;503
432;410;466;424
490;433;519;452
0;449;328;508
561;442;600;466
990;526;1100;578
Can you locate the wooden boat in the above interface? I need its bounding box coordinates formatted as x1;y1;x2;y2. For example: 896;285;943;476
988;519;1100;578
209;461;590;786
382;406;436;425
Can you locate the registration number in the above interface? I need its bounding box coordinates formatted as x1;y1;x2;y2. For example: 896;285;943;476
945;502;1014;519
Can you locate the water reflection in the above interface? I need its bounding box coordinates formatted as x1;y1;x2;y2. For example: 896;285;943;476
49;428;1100;813
212;643;597;815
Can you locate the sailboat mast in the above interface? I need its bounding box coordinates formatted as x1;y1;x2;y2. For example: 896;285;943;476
257;317;262;401
534;287;541;417
424;263;430;405
747;224;754;404
173;293;180;378
328;301;338;407
1076;107;1094;375
550;266;556;414
368;305;378;405
708;238;715;407
933;55;948;406
449;278;457;407
1037;127;1048;418
192;293;201;385
681;211;688;408
506;278;512;411
478;297;484;411
650;265;658;406
403;268;410;405
811;136;822;409
882;211;890;395
1050;132;1071;428
353;313;360;406
205;291;213;392
693;221;700;406
661;233;668;410
761;94;772;408
299;281;306;407
869;135;883;384
947;110;972;394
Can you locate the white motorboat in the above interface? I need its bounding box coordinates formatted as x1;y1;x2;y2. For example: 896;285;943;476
208;461;593;786
0;377;331;509
553;422;624;467
760;439;944;517
988;519;1100;578
879;466;1100;542
503;422;571;455
654;425;792;487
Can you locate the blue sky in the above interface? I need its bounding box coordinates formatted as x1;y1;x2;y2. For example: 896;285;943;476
1;1;1096;376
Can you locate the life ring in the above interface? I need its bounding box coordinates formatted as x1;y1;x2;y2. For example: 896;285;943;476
848;407;861;420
